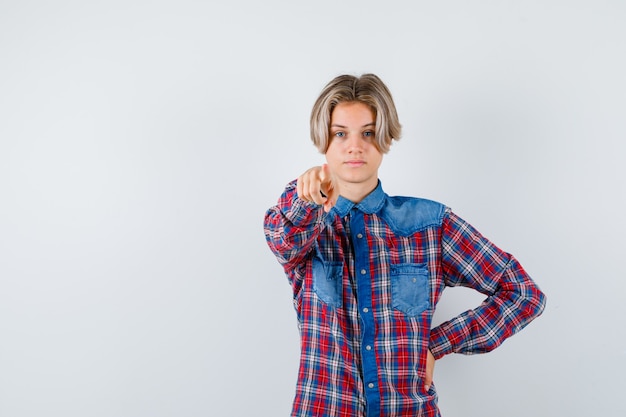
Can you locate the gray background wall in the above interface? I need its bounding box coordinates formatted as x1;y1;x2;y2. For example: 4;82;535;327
1;1;624;416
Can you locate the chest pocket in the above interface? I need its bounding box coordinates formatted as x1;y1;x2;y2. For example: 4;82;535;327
391;263;430;316
312;256;343;308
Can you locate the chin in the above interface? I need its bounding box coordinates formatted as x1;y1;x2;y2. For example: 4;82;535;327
344;175;374;184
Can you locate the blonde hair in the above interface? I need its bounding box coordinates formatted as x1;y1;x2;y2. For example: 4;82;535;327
310;73;402;154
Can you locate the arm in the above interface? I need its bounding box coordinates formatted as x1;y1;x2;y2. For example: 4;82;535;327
429;210;547;359
263;165;340;271
263;179;327;272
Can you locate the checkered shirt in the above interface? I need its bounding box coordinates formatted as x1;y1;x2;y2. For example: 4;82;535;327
264;180;546;417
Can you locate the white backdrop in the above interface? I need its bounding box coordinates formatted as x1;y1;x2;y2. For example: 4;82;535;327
1;1;624;416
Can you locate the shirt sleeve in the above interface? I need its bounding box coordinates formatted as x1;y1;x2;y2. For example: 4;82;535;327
263;180;328;281
429;210;547;359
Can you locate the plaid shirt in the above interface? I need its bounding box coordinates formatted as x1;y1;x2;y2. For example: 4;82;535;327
264;180;546;417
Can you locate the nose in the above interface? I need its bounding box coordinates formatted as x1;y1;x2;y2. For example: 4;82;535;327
346;134;363;153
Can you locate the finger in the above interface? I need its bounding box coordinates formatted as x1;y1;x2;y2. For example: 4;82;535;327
297;168;320;202
320;163;330;183
298;166;329;206
424;350;435;392
320;164;337;200
323;199;332;213
424;371;432;392
322;184;338;212
297;177;313;202
323;196;338;213
320;164;332;193
309;176;326;205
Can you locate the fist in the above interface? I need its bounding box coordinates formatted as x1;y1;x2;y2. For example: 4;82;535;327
296;164;338;212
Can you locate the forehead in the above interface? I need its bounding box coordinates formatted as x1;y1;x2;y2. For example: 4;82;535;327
330;101;375;125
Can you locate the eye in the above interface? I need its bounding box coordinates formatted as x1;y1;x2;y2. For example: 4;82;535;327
334;131;346;138
363;130;375;139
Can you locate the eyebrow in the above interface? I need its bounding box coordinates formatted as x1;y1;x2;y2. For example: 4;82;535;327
330;122;376;128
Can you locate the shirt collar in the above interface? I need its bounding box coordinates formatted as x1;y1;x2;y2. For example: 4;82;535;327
331;180;386;217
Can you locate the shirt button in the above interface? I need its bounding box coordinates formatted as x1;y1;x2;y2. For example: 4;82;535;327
362;307;369;313
368;383;375;389
360;269;366;275
365;345;372;351
357;233;363;238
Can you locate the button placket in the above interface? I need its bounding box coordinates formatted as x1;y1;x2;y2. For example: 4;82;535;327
350;208;380;413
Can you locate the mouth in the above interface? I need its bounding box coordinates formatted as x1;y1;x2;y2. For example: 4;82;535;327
345;160;366;167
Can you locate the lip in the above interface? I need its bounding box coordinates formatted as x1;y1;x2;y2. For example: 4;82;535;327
344;160;366;167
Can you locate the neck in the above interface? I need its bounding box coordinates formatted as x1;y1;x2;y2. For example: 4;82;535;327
338;179;378;204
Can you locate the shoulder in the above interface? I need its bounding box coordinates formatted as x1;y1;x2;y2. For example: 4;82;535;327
380;195;448;236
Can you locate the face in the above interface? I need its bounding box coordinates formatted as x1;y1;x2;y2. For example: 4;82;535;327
325;101;383;197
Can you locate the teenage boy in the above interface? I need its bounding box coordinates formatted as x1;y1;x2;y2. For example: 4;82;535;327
263;73;546;417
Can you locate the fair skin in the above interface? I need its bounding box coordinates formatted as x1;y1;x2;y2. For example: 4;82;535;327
297;101;382;210
297;100;436;392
